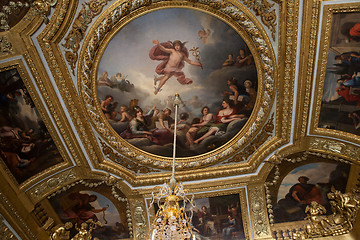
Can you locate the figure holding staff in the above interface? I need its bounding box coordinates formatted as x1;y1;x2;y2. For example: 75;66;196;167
149;40;203;95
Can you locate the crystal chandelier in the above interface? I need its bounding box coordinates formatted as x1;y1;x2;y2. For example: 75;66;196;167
147;94;195;240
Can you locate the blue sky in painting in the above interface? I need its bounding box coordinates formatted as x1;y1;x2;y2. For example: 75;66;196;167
81;191;121;227
277;163;337;201
97;8;248;116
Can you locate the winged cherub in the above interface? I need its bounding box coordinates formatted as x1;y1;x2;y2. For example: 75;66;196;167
198;28;211;44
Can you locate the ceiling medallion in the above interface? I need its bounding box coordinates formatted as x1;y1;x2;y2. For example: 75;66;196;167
78;0;276;171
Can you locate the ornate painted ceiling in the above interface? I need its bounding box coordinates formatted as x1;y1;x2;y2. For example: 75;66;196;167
0;0;359;239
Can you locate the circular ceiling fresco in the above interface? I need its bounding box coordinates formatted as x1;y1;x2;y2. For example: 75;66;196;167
95;8;258;158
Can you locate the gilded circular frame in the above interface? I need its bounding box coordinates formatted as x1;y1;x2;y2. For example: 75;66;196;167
78;0;276;170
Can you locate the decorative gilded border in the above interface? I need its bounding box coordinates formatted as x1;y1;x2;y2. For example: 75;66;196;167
130;199;147;240
310;3;360;144
36;0;108;180
0;60;72;191
308;137;360;161
0;36;13;55
248;185;271;238
239;0;278;41
27;168;78;203
78;0;277;170
274;0;298;142
295;0;320;140
62;0;112;75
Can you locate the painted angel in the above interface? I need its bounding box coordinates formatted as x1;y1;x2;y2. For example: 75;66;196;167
198;28;211;44
149;40;202;95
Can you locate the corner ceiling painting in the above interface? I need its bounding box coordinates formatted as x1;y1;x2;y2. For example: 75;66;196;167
273;162;350;223
319;12;360;135
0;68;63;183
49;186;130;239
96;8;257;157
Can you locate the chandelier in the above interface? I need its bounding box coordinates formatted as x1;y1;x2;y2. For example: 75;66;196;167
147;94;195;240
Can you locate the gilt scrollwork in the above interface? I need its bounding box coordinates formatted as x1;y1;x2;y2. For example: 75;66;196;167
29;169;76;202
43;174;128;201
132;200;146;240
62;0;111;75
0;193;37;239
299;0;320;138
26;0;57;25
100;140;162;173
249;186;270;237
0;36;13;54
240;0;277;41
309;138;360;161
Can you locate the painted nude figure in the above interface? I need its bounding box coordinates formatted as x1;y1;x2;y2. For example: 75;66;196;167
149;40;202;95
